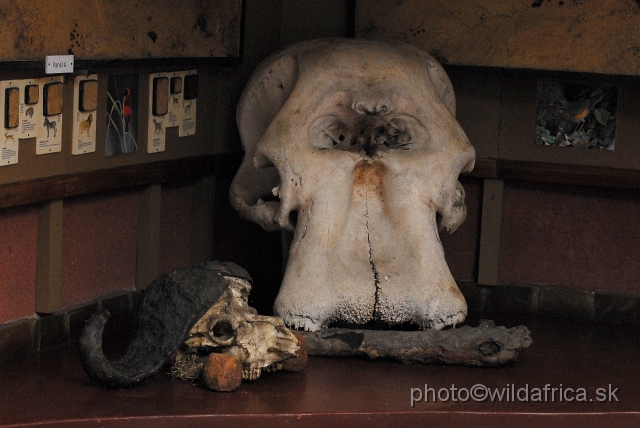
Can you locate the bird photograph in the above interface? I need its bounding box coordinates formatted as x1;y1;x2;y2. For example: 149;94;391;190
105;74;138;156
534;80;617;150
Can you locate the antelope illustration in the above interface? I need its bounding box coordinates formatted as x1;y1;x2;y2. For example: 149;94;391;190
152;119;162;135
79;114;93;137
4;132;14;144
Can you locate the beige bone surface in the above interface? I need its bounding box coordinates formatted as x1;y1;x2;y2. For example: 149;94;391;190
177;276;301;381
230;38;476;332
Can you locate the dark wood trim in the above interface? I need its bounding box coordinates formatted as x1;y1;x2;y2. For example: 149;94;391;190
465;158;498;179
2;153;639;212
190;175;217;264
136;184;161;290
497;160;640;189
35;199;63;314
0;155;217;209
477;179;504;286
463;158;640;189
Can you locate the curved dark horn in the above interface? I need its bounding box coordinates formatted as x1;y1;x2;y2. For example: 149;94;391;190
79;261;252;388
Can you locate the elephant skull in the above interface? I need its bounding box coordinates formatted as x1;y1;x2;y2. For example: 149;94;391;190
230;38;475;332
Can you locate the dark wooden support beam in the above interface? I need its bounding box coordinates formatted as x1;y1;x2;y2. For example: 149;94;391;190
190;175;216;264
136;184;161;290
35;199;63;313
478;179;504;286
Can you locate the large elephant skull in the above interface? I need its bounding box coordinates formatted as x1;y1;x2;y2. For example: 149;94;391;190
230;38;475;332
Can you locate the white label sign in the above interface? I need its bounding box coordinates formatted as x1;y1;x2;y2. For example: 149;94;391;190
45;55;74;74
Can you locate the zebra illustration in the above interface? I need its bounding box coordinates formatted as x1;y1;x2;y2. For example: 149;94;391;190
43;117;57;138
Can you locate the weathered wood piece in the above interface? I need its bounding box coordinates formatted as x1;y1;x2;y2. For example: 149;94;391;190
301;320;532;366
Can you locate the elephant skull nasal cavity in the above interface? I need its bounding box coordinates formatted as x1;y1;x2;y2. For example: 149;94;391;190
353;100;390;116
230;38;476;332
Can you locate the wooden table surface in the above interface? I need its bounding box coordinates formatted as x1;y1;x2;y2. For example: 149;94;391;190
1;315;639;427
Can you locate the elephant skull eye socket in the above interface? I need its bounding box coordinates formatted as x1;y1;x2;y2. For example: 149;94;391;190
374;118;412;150
310;116;352;150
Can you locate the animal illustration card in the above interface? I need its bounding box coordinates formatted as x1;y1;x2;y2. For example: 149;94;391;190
0;79;20;166
147;73;168;153
106;74;138;156
72;74;98;155
18;79;39;139
166;72;182;128
179;70;197;137
36;76;63;155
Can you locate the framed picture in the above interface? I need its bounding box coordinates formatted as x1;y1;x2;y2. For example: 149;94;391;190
106;74;139;156
535;80;617;151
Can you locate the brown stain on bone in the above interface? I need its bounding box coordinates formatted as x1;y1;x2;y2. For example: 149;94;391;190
352;159;388;221
353;160;385;203
449;286;464;299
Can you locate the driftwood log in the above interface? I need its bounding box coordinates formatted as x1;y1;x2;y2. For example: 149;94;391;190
300;320;532;366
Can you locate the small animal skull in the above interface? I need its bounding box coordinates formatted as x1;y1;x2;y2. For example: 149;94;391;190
230;38;475;332
173;275;301;381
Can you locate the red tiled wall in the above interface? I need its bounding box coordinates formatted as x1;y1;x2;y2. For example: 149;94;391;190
500;181;640;295
61;190;138;307
158;183;193;275
0;207;37;324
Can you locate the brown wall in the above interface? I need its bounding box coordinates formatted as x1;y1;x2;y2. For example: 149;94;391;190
158;183;194;276
442;64;640;297
0;207;37;323
442;177;640;297
356;0;640;76
61;190;138;308
500;182;640;294
0;1;240;60
0;184;197;325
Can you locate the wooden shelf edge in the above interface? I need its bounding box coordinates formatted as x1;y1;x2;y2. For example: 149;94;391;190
498;160;640;189
462;158;640;189
2;154;638;210
0;155;218;210
464;158;498;179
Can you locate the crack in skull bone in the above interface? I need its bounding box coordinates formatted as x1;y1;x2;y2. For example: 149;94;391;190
364;179;382;320
292;201;311;253
355;159;384;320
230;39;477;331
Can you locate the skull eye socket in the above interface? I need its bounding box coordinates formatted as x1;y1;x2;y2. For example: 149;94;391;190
375;118;413;150
211;320;234;342
309;115;352;150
